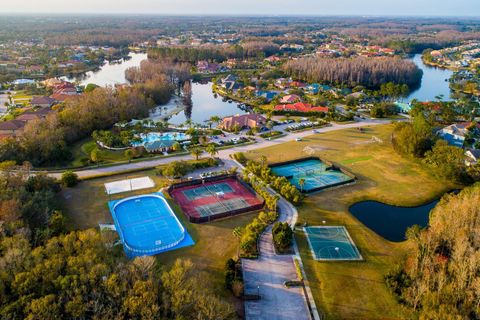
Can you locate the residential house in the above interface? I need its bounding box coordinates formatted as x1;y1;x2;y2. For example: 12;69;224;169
0;120;26;137
219;114;267;131
255;90;278;102
280;94;301;104
264;56;281;63
437;122;480;148
31;96;56;108
274;102;329;113
197;60;221;73
465;149;480;166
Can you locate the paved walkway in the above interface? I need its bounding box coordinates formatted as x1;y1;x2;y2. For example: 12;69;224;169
243;197;311;320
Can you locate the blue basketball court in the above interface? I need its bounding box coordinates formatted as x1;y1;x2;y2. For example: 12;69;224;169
109;193;194;258
304;226;362;261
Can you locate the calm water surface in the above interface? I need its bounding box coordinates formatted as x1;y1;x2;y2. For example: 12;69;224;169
167;82;249;125
64;53;148;87
67;52;453;122
349;200;439;242
407;54;453;102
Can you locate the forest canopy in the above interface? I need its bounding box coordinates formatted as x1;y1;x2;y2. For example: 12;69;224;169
386;184;480;319
283;56;423;89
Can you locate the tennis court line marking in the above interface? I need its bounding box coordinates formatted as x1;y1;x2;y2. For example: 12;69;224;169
303;226;363;261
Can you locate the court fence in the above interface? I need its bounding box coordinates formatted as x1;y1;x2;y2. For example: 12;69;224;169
269;156;356;194
168;173;265;223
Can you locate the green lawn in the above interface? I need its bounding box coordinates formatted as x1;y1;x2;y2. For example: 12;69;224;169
59;168;256;301
69;139;130;167
244;124;458;319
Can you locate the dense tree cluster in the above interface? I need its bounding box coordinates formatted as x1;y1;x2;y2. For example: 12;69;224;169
284;56;422;89
386;185;480;319
392;115;435;158
148;41;280;63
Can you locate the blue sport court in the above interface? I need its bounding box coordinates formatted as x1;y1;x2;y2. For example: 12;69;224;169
304;226;363;261
109;193;194;258
270;159;354;193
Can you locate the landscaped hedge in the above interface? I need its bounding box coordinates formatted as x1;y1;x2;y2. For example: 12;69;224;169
272;221;293;253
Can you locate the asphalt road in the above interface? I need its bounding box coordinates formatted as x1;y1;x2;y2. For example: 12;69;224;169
47;119;388;179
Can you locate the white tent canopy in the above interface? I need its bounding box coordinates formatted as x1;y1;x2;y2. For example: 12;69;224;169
105;177;155;195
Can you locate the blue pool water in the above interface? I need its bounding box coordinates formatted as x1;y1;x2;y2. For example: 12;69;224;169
109;193;194;257
132;132;190;147
305;226;362;261
270;159;353;193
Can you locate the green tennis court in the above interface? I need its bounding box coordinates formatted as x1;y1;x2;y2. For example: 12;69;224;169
304;226;363;261
197;198;251;217
182;182;234;201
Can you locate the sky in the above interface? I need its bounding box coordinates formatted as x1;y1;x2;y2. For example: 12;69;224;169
1;0;480;16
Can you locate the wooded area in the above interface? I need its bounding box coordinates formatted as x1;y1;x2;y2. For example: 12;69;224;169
386;184;480;319
284;56;422;89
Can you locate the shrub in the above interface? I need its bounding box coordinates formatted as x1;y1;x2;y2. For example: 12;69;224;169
272;222;293;252
232;152;247;164
61;170;79;187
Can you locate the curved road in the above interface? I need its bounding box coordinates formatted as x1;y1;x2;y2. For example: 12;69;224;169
48;119;388;179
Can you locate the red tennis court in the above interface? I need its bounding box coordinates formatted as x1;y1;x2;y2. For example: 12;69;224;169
169;176;264;223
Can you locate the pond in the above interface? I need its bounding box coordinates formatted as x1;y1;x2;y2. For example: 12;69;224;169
166;81;250;126
407;54;454;102
64;52;148;87
349;199;439;242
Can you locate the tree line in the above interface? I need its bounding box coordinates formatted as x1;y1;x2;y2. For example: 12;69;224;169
386;184;480;319
148;41;280;63
283;56;423;89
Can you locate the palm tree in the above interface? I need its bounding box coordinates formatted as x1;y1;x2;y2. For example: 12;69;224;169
209;115;221;129
299;178;306;192
190;147;203;161
260;155;267;167
206;143;218;158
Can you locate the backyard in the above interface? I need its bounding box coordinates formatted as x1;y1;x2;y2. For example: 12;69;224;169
244;124;459;319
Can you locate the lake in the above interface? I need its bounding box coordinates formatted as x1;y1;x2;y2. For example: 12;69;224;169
64;52;148;87
407;54;454;102
65;52;249;125
349;199;439;242
65;51;453;124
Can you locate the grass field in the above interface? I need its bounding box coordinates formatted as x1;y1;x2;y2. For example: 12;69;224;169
245;124;458;319
59;167;256;302
69;139;130;167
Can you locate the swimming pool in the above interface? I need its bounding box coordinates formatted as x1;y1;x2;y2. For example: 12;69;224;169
132;132;190;147
270;158;354;193
109;193;194;257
